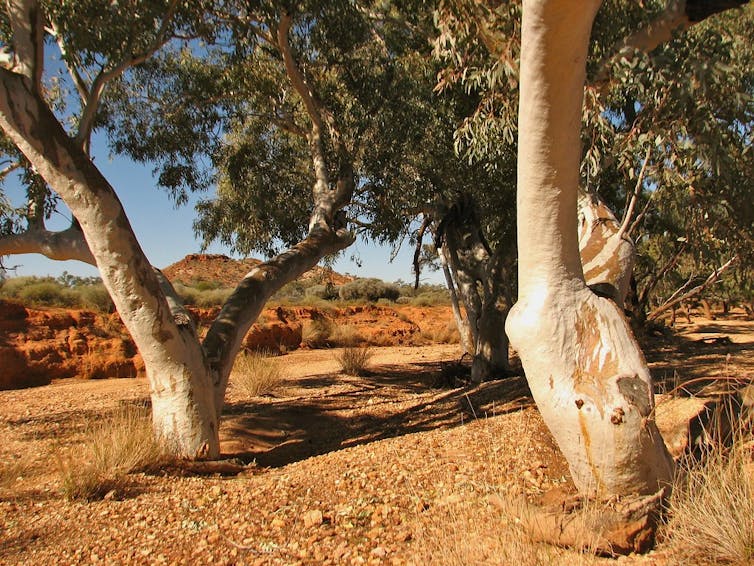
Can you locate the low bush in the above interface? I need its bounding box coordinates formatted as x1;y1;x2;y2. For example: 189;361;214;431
17;280;74;306
420;320;461;345
230;351;283;397
336;344;373;375
330;325;363;347
339;278;400;303
77;283;114;312
395;283;450;306
662;422;754;564
174;283;232;308
305;283;340;301
0;275;114;311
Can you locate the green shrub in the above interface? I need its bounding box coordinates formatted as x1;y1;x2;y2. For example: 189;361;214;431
271;280;307;303
191;279;222;291
193;287;233;308
17;280;75;307
0;275;115;312
338;278;400;303
78;284;114;312
305;283;339;301
174;283;232;308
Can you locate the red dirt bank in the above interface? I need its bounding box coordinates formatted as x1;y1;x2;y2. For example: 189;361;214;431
0;299;455;389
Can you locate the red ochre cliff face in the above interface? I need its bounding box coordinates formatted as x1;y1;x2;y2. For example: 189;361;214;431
0;299;456;389
0;299;143;389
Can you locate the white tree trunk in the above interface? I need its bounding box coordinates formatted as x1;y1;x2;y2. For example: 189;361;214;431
505;0;673;497
0;68;221;458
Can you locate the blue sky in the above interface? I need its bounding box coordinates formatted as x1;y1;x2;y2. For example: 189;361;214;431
4;135;444;286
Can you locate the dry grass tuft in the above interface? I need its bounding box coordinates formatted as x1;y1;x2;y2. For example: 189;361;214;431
57;403;164;501
301;317;334;348
662;428;754;564
0;457;33;490
330;325;362;347
336;345;373;375
231;350;283;397
414;493;603;566
418;320;461;345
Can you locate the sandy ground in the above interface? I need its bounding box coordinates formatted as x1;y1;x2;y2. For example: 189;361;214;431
0;315;752;565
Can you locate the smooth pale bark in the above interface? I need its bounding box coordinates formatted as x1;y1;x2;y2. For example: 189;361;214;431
0;67;220;457
0;222;95;264
204;228;353;415
0;2;357;459
578;190;635;307
505;0;673;497
438;248;474;355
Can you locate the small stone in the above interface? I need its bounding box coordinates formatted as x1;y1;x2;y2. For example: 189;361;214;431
271;517;286;529
210;485;222;498
370;546;387;557
302;509;324;528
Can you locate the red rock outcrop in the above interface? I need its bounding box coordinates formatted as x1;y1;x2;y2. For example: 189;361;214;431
0;299;144;389
0;298;456;389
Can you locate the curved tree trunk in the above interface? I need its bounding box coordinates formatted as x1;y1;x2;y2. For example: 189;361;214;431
505;0;673;497
438;245;474;355
0;2;356;459
0;66;221;457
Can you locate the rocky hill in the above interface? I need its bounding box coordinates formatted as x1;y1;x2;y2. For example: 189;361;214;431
162;254;353;287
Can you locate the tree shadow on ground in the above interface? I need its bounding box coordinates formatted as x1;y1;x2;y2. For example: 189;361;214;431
643;328;754;396
221;359;533;468
224;317;754;469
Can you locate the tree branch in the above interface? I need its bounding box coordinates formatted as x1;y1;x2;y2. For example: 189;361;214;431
638;243;686;307
276;12;354;231
5;0;44;93
203;228;354;414
619;146;651;237
413;215;432;289
647;255;738;321
0;222;95;264
75;0;180;148
593;1;750;86
0;160;21;180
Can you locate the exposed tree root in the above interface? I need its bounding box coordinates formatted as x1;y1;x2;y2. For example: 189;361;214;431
521;487;668;556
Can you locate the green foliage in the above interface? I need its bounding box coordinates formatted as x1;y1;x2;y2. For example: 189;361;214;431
338;278;400;303
435;1;754;312
0;274;113;311
305;283;340;301
396;283;451;306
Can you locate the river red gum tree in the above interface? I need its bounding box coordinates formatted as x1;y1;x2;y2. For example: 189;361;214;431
0;0;355;458
505;0;674;498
